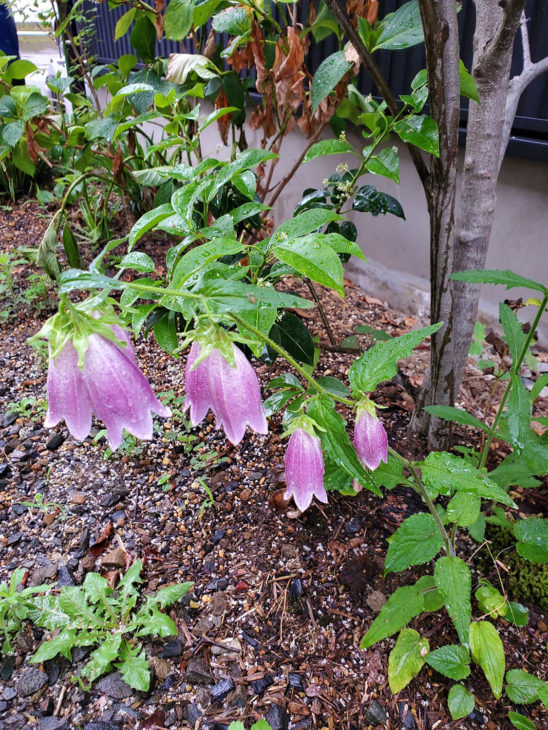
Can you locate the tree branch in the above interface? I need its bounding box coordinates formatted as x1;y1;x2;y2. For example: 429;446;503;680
324;0;430;189
475;0;525;78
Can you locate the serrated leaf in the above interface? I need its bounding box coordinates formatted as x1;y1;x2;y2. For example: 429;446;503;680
370;455;405;490
81;633;123;683
116;641;150;691
31;629;77;663
469;621;505;698
311;51;352;112
303;138;356;162
152;582;193;609
83;572;112;604
419;451;516;506
514;517;548;563
505;669;546;704
117;560;142;619
499;302;527;365
385;513;444;574
426;645;470;680
508;712;535;730
506;374;531;451
349;323;442;395
414;575;444;612
424;405;489;433
434;557;471;647
448;684;475;720
388;628;429;693
135;605;178;638
361;584;424;648
450;268;548;295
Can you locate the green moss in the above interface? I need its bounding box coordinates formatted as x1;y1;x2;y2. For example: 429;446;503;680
477;526;548;611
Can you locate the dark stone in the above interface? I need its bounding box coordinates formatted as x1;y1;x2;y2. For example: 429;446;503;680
251;674;273;694
39;718;70;730
241;632;261;650
292;721;312;730
287;672;305;692
3;412;17;427
44;657;65;685
56;565;76;587
18;668;48;697
206;578;229;592
185;658;213;685
0;700;7;712
159;674;176;691
94;672;133;700
365;699;387;725
1;655;16;680
100;493;119;508
288;578;303;598
344;517;361;534
211;529;225;545
46;433;65;451
3;687;17;701
11;504;27;516
7;532;22;546
0;462;11;478
469;710;487;725
265;704;289;730
159;640;183;658
210;677;235;702
398;701;416;729
186;704;202;724
83;723;121;730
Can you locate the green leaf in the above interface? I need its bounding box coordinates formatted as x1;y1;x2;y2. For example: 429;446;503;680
469;621;505;698
116;640;150;691
374;0;424;51
135;604;178;638
31;629;76;663
361;584;425;648
194;0;223;28
388;628;429;693
385;513;444;574
499;302;527;365
117;560;142;619
486;458;540;489
83;572;112;604
81;634;123;683
315;376;350;398
424;405;489;433
6;59;37;81
419;451;516;506
164;0;193;40
514;517;548;563
2;120;24;147
273;235;345;296
450;268;548;295
152;582;193;609
434;556;471;646
352;184;405;218
198;280;313;314
128;203;174;250
119;252;155;273
415;574;444;612
508;712;535;730
308;396;380;495
311;50;352;113
446;492;481;527
237;305;278;358
447;684;475;720
370;455;405;490
505;602;529;627
303;138;356;162
212;5;250;34
426;645;470;680
250;722;271;730
394;115;439;157
505;669;547;704
365;146;400;183
172;239;243;287
114;7;136;40
506;374;531;451
459;60;479;103
62;224;80;269
130;16;156;63
22;92;48;121
349;323;442;396
273;209;341;240
269;311;315;366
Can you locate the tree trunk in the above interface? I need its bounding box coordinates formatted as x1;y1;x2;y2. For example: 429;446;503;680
436;0;525;406
409;0;461;447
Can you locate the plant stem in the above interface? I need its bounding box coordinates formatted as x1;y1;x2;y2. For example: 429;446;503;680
305;279;337;346
389;447;455;556
479;292;548;468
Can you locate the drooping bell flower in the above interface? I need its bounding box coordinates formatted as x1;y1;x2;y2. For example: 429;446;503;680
284;422;327;513
184;337;267;445
35;300;171;450
354;401;388;471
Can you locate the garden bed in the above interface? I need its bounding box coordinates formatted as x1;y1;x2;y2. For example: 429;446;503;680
0;200;546;730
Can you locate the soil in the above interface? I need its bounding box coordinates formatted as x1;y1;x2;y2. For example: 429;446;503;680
0;200;546;730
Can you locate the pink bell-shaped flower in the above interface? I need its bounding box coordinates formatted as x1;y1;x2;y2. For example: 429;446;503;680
284;427;327;512
354;406;388;471
184;341;267;445
45;332;171;450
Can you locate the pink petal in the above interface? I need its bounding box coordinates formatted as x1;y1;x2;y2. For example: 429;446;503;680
354;411;388;471
44;341;92;442
284;429;327;512
184;342;212;426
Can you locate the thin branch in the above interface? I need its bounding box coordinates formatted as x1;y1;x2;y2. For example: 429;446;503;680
324;0;430;190
519;11;531;66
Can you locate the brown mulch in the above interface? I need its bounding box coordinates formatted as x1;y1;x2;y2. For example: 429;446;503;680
0;200;546;730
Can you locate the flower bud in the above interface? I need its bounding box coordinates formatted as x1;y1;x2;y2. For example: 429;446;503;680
354;408;388;471
284;428;327;512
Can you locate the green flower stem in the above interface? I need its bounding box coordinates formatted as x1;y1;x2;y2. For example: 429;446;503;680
389;447;455;557
479;292;548;469
228;312;356;407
